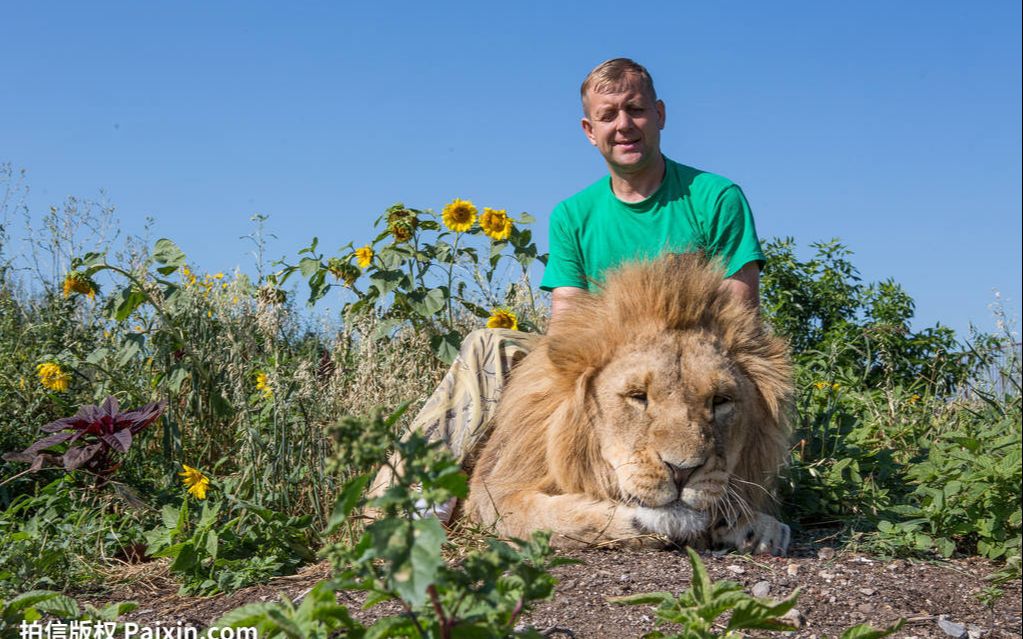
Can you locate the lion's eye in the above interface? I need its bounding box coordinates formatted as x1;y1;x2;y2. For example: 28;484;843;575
711;395;735;423
625;390;648;406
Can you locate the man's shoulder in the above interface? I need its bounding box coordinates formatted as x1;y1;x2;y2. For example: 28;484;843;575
552;174;611;222
665;157;739;198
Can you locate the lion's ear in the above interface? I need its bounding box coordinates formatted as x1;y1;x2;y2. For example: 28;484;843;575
547;367;611;497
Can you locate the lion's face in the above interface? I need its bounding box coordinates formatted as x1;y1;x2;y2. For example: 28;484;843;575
590;329;757;512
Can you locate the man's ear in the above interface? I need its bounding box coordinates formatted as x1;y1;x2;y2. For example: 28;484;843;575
657;99;666;130
581;118;597;146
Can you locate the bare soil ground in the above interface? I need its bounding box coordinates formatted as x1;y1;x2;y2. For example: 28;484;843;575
97;533;1022;638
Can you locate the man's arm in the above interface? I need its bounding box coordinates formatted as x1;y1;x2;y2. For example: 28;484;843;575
723;261;760;309
549;286;585;329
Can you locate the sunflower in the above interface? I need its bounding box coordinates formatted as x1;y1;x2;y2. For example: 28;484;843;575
486;308;518;331
480;208;514;241
441;198;477;233
179;464;210;500
255;371;273;399
386;206;419;243
62;271;98;299
326;257;359;286
36;362;71;392
355;245;374;269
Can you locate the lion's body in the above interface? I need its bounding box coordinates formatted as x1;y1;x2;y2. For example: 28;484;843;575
465;255;793;553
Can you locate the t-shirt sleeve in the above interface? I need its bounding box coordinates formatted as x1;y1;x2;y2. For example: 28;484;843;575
705;184;766;277
540;203;588;291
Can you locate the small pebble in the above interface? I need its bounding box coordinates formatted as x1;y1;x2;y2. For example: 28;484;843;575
857;603;875;614
751;580;771;598
786;563;799;576
818;571;836;580
859;587;876;596
817;547;836;560
937;618;967;639
726;565;745;575
779;608;805;629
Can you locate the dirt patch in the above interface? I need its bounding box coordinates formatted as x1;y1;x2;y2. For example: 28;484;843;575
95;534;1021;638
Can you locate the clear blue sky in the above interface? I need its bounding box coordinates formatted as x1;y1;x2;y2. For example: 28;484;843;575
2;1;1020;340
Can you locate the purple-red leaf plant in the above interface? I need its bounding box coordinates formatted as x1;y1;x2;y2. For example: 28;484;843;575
3;396;165;480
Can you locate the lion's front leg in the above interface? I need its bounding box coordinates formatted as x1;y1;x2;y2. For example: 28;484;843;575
709;511;791;556
474;491;662;548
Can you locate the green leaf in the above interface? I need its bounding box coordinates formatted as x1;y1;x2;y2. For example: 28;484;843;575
377;248;405;270
161;504;182;531
167;366;189;393
686;547;713;605
169;542;198;572
608;591;675;606
458;299;492;319
369;269;405;296
725;590;799;632
377;517;445;608
299;257;322;278
206;602;278;634
409;287;447;318
107;285;147;321
366;615;419;639
325;474;371;535
839;619;905;639
430;331;462;364
117;333;144;367
153;238;187;268
206;528;219;563
372;318;404;340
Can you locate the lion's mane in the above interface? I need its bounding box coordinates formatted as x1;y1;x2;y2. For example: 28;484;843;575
466;254;792;533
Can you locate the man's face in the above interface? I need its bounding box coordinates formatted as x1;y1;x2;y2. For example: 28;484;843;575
581;81;665;175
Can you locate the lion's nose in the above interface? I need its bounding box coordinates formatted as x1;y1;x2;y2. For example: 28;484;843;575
665;460;704;492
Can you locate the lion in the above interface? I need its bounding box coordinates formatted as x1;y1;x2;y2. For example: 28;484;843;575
464;254;793;554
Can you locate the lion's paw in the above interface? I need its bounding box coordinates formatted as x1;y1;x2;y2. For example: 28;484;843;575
712;512;790;556
632;505;710;541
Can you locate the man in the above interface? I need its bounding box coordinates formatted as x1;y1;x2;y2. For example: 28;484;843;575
542;58;763;321
370;59;765;515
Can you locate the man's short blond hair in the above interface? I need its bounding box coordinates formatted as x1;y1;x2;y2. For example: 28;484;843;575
580;58;657;114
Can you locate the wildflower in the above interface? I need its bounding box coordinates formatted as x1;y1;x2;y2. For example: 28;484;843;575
255;371;273;399
813;381;828;391
213;272;224;280
908;394;921;404
386;205;419;243
487;308;518;330
36;362;71;392
179;464;210;500
62;271;98;299
355;245;374;269
480;208;514;241
832;383;841;391
442;198;477;233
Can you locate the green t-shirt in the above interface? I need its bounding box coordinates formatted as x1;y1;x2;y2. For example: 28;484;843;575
539;157;765;291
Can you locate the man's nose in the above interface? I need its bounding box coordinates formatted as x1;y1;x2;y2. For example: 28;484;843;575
615;111;635;131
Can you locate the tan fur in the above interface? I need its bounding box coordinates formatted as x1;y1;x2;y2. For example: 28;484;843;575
465;255;793;552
